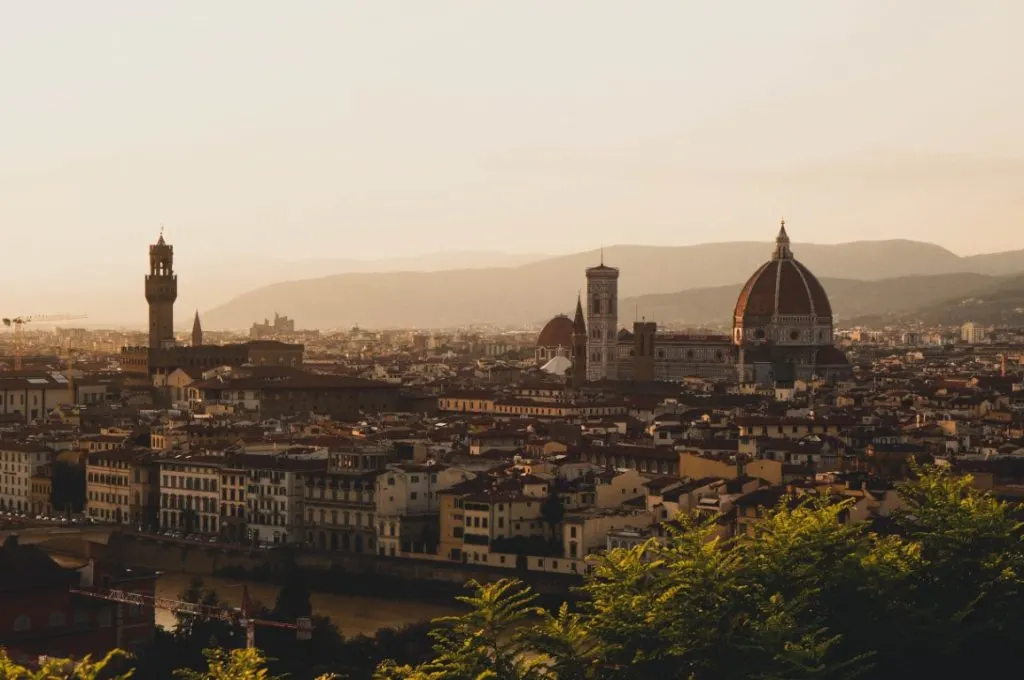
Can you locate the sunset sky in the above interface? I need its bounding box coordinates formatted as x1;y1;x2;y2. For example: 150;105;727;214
0;0;1020;275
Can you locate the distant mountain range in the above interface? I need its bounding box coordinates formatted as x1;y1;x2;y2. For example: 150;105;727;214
844;274;1024;327
621;273;1001;329
200;240;1024;330
0;251;543;329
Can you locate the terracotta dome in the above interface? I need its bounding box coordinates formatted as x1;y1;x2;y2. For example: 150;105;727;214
733;224;832;324
537;315;574;348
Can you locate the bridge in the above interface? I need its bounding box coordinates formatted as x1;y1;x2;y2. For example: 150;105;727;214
0;524;117;547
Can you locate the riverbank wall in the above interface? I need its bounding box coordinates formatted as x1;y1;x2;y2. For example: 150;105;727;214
106;533;580;602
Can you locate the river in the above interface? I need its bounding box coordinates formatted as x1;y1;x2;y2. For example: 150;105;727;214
155;572;462;637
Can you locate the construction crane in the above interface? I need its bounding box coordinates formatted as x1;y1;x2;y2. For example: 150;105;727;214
2;313;88;370
70;584;312;649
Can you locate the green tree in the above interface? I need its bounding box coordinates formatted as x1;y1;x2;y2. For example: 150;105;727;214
273;556;313;621
377;579;543;680
380;466;1023;680
0;649;131;680
540;492;565;541
881;462;1024;675
166;577;240;674
174;648;289;680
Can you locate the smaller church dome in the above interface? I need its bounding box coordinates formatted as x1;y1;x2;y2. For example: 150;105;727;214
537;315;574;348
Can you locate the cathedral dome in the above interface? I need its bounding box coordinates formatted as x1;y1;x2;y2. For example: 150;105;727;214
734;224;831;322
536;315;574;348
733;222;834;346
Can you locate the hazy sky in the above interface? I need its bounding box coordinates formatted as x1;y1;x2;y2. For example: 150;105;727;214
1;0;1021;276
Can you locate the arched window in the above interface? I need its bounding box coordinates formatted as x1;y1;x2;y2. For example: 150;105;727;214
49;611;66;628
13;615;31;632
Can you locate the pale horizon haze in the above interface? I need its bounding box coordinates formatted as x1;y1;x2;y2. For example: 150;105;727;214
0;0;1022;324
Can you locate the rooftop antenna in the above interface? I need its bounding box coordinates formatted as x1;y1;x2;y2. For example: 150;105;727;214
600;244;604;266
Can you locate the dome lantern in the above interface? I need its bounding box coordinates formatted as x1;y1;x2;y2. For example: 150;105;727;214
773;219;792;260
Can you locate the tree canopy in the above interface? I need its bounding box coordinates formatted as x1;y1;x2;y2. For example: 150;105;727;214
376;465;1024;679
3;466;1021;680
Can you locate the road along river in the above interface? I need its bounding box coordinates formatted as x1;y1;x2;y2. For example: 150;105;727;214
155;571;462;638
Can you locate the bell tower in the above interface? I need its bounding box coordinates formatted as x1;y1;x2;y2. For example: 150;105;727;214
145;229;177;350
585;252;620;381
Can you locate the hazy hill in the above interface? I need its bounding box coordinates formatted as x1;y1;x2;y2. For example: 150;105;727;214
960;249;1024;277
861;274;1024;327
202;240;988;330
0;250;543;329
621;273;999;328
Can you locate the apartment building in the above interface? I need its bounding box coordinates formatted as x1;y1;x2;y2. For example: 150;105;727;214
444;488;546;565
0;373;73;422
554;507;654;573
238;454;324;546
186;367;400;420
375;463;475;556
86;449;157;526
594;468;648;509
79;433;131;452
29;465;53;515
158;455;222;535
0;442;52;514
129;454;160;530
218;461;248;543
304;469;377;553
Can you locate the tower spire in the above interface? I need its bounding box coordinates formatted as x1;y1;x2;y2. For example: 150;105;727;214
573;292;586;333
571;291;587;389
192;310;203;347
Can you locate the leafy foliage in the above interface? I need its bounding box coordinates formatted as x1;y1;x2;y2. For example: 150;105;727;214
272;553;313;621
540;492;566;540
0;649;131;680
6;466;1021;680
379;466;1024;679
173;648;299;680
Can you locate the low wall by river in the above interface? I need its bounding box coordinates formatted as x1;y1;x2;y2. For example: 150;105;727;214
107;533;580;600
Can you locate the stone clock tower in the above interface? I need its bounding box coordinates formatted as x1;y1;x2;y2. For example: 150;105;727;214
585;255;619;381
145;230;177;350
